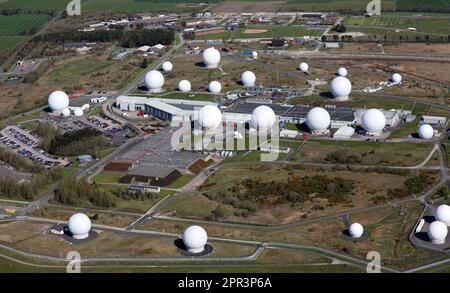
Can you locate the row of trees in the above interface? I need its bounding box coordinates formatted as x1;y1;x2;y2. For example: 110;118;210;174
55;177;117;208
0;148;43;173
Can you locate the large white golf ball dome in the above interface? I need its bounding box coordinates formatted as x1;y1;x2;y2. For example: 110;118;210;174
349;223;364;238
178;80;191;92
208;81;222;94
392;73;402;83
182;225;208;253
241;71;256;87
68;213;91;239
299;62;309;73
306;107;330;131
330;76;352;98
361;109;386;134
418;124;434;139
337;67;348;77
251;105;276;129
436;204;450;226
145;70;164;90
48;91;70;112
202;47;221;68
199;104;222;129
428;221;448;243
161;61;173;73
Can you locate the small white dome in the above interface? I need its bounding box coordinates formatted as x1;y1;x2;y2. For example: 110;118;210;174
48;91;70;112
73;108;84;117
161;61;173;73
361;109;386;134
349;223;364;238
418;124;434;139
178;80;191;92
241;71;256;87
251;105;276;129
337;67;348;77
306;107;330;132
436;205;450;226
299;62;309;73
182;225;208;253
392;73;402;83
330;76;352;98
202;47;221;68
145;70;165;90
208;81;222;94
199;105;222;129
252;51;258;58
61;108;71;117
68;213;91;239
428;221;448;243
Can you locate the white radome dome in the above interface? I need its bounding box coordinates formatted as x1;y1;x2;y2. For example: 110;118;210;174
48;91;70;112
182;225;208;253
73;108;84;117
161;61;173;73
199;105;222;129
418;124;434;139
361;109;386;134
252;51;258;58
306;107;331;132
299;62;309;73
61;108;71;117
178;80;192;92
428;221;448;243
330;76;352;98
202;47;221;68
337;67;348;77
144;70;164;90
436;205;450;226
241;71;256;87
349;223;364;238
68;213;91;239
392;73;402;83
251;105;276;129
208;81;222;94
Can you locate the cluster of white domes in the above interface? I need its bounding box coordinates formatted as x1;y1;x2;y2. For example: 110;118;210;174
306;107;330;133
428;220;448;244
418;124;434;139
330;76;352;100
68;213;91;239
436;204;450;226
199;104;222;129
361;109;386;135
241;71;256;87
202;47;221;68
349;223;364;239
145;70;165;91
178;80;191;92
392;73;402;83
208;81;222;94
337;67;348;77
299;62;309;73
48;91;70;112
182;225;208;253
251;105;276;129
161;61;173;73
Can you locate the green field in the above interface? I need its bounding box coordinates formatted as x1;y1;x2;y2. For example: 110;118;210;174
281;0;396;12
195;25;324;40
0;35;26;49
0;14;50;35
346;15;450;35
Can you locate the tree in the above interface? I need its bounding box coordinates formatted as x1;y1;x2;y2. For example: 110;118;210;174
140;58;148;69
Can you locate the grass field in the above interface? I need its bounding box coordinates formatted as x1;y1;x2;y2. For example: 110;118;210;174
281;0;396;12
0;35;26;49
0;14;50;35
346;15;450;35
195;25;324;40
